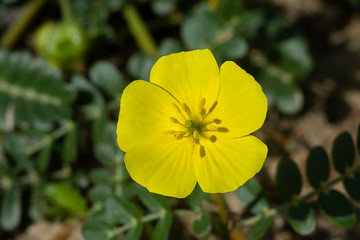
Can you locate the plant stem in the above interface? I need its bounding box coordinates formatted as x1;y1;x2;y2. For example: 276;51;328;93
26;120;74;155
215;193;229;226
1;0;46;48
242;163;360;226
122;4;157;58
59;0;72;22
110;211;163;237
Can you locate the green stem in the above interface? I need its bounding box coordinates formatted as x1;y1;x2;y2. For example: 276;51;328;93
122;4;157;58
59;0;72;22
110;211;163;237
242;164;360;226
26;120;74;155
1;0;46;49
215;193;229;226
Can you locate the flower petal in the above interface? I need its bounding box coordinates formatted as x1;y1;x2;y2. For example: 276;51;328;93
194;136;267;193
117;80;185;152
150;49;219;114
124;136;197;198
207;61;267;138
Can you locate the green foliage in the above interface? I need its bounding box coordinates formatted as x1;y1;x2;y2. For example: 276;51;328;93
276;158;302;201
1;184;21;231
0;49;74;130
236;180;269;215
240;126;360;238
332;132;355;174
288;203;315;235
318;190;356;229
306;147;330;189
44;182;88;219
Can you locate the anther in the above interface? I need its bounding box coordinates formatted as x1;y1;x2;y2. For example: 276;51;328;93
217;127;229;132
169;117;180;124
213;118;221;124
199;98;206;112
163;130;176;134
181;103;192;117
175;132;185;140
200;145;206;158
204;124;217;131
193;130;200;140
204;101;218;118
210;135;217;143
172;103;182;114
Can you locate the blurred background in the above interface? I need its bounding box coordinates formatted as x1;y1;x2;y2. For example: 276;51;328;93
0;0;360;239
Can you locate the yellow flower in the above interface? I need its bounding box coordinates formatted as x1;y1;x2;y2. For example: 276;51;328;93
117;49;268;198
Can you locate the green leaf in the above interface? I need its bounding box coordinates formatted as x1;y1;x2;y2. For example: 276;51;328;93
306;146;330;189
0;50;74;129
44;182;87;218
62;122;78;164
151;0;177;16
29;186;46;221
95;143;117;167
218;36;248;59
276;158;302;201
92;108;108;144
89;185;113;203
3;133;31;158
104;196;138;225
90;168;116;186
0;185;21;231
89;61;126;98
250;215;273;240
278;36;313;77
277;82;304;115
181;5;222;49
343;173;360;202
186;184;210;209
158;38;182;57
332;132;355;174
154;209;173;240
236;180;269;214
318;190;356;229
193;208;211;235
35;140;52;172
127;53;155;81
82;219;115;240
288;202;315;235
217;0;243;20
126;220;144;240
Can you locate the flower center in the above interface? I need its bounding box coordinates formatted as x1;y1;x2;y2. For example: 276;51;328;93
164;98;228;158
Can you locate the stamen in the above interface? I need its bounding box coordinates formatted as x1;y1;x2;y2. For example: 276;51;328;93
175;132;185;140
199;145;206;158
210;135;217;142
169;117;180;124
213;118;222;124
181;103;192;118
208;101;218;114
163;130;176;134
217;127;229;132
173;103;187;120
204;124;217;131
199;98;206;110
198;98;206;117
193;130;199;140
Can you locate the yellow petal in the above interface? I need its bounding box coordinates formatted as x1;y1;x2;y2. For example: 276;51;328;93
124;135;197;198
150;49;219;115
117;80;185;152
194;136;267;193
207;61;267;138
